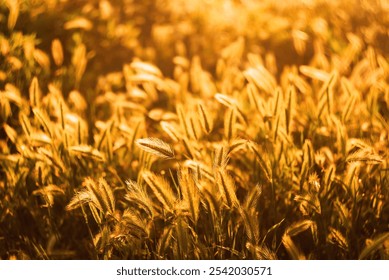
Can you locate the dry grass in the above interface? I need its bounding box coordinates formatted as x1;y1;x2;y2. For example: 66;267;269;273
0;0;388;260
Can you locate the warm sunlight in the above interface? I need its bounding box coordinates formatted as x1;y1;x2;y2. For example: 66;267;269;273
0;0;388;260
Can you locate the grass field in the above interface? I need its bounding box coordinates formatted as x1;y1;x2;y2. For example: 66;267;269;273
0;0;388;260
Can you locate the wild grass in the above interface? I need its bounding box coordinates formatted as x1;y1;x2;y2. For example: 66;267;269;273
0;0;388;260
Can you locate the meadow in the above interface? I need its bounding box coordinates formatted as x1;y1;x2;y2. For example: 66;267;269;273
0;0;388;259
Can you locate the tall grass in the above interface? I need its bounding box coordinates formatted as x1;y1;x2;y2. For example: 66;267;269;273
0;0;388;260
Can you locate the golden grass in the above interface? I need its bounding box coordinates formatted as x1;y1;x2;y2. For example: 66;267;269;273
0;0;388;260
